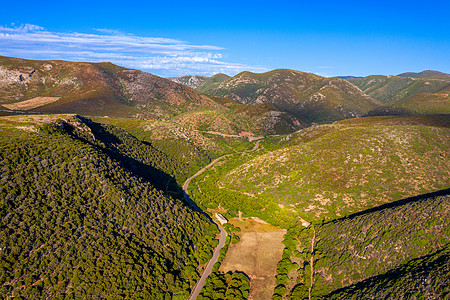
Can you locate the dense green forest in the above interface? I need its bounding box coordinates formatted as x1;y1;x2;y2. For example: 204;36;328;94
0;115;218;299
274;192;450;299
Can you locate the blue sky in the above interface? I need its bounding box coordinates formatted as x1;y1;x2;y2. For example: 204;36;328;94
1;0;449;77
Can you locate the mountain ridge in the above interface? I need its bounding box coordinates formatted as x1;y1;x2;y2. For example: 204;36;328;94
196;69;381;123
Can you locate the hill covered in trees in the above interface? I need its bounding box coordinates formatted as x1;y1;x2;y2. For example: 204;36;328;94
0;114;219;299
277;191;450;299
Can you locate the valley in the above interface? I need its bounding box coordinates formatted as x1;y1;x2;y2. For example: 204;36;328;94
0;55;449;300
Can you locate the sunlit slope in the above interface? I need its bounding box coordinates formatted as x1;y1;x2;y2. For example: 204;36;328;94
0;55;222;118
213;117;450;222
393;85;450;115
200;69;380;123
349;74;450;105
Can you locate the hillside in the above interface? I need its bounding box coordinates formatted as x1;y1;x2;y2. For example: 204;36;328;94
0;114;220;299
199;69;380;123
348;74;450;105
195;73;231;93
392;85;450;115
169;73;230;92
0;56;306;135
169;75;208;89
0;56;222;118
278;191;450;299
397;70;450;78
188;116;450;227
89;115;258;182
325;247;450;299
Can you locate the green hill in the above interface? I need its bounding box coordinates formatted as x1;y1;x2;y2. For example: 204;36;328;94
0;114;219;299
397;70;450;78
348;74;450;105
196;73;231;93
393;85;450;115
188;116;450;227
199;69;380;123
279;190;450;299
324;246;450;299
364;85;450;116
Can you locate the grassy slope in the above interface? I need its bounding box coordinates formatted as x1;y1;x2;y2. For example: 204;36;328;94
350;74;450;105
0;115;218;299
200;69;380;123
196;73;231;93
393;85;450;114
189;116;450;227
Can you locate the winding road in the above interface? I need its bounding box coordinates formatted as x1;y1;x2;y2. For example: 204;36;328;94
184;139;262;299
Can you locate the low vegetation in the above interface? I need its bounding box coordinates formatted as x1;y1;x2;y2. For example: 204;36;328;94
348;74;450;105
190;116;450;227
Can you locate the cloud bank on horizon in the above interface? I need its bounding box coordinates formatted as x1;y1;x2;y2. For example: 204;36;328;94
0;24;267;77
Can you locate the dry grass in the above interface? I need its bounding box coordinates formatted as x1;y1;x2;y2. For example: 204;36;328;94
3;97;60;110
221;218;286;299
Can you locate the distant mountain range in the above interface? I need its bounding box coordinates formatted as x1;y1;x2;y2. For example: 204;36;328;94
345;72;450;105
172;69;450;123
0;56;305;135
173;69;381;123
1;55;449;130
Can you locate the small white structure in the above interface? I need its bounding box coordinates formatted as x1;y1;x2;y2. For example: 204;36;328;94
215;213;228;225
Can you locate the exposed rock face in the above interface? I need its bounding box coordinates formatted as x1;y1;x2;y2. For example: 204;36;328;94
169;75;208;89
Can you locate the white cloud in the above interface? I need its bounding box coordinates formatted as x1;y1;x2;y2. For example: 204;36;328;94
0;23;267;76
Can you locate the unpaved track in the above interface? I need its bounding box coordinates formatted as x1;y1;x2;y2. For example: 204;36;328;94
185;139;262;299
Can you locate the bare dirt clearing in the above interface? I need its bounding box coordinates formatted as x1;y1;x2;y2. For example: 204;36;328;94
3;97;60;110
220;218;286;300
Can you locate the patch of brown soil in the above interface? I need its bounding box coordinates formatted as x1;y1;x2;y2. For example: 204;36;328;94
221;218;286;300
3;97;60;110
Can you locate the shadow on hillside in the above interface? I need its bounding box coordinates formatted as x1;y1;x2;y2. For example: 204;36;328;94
183;191;216;224
341;188;450;222
62;116;184;199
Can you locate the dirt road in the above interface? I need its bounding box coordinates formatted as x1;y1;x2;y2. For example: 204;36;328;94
184;139;262;299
